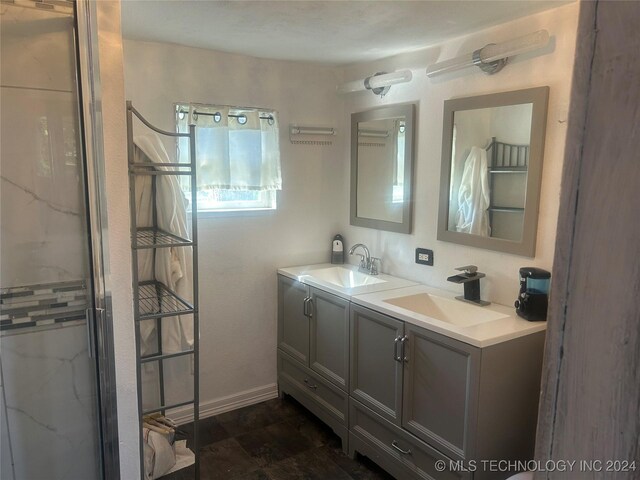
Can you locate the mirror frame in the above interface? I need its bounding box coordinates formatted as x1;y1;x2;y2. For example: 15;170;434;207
350;103;415;233
437;87;549;256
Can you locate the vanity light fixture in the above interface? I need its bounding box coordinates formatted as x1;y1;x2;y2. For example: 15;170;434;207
336;70;413;97
426;30;550;78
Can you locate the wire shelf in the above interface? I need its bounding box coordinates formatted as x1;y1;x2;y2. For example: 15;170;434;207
137;281;194;321
136;227;192;249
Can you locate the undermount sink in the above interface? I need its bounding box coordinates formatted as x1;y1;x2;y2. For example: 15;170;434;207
307;266;387;288
383;293;509;327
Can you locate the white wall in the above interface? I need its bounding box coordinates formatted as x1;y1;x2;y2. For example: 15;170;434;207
123;41;346;407
340;2;579;307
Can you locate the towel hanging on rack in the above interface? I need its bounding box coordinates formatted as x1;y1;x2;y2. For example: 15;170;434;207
134;134;194;355
455;146;491;236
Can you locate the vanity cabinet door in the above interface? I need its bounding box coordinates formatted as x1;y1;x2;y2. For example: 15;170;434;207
402;324;480;461
277;275;310;365
309;287;350;391
350;304;404;426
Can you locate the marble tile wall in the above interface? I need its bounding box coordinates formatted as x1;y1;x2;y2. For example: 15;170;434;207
1;368;14;480
0;2;88;288
1;4;101;479
0;324;101;479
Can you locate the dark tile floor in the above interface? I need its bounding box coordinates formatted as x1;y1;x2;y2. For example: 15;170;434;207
163;395;395;480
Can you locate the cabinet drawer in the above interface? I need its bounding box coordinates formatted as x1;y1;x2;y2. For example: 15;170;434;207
350;399;467;480
278;349;348;425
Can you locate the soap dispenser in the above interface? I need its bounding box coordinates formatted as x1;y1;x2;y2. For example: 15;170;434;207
331;234;344;264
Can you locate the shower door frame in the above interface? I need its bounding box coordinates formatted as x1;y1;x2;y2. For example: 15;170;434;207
74;1;121;478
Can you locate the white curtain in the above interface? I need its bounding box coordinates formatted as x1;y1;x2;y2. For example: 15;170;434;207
178;104;281;191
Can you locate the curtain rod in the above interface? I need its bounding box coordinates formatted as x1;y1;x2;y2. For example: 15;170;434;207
178;108;274;122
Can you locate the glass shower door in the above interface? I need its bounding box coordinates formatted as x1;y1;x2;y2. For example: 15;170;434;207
1;1;102;479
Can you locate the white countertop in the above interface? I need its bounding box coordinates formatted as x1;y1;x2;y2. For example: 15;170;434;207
352;284;546;348
278;263;546;348
277;263;418;300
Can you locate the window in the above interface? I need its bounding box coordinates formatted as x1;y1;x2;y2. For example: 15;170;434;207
176;103;282;213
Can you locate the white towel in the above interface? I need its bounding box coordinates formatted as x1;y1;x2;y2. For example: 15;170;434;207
455;146;491;236
134;134;194;353
133;134;195;410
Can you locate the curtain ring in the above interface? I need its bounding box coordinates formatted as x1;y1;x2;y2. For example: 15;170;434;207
267;116;275;126
237;114;247;125
213;112;221;123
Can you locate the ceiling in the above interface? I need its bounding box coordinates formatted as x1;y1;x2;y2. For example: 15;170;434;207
121;0;572;66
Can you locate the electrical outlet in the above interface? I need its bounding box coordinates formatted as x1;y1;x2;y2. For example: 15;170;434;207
415;248;434;266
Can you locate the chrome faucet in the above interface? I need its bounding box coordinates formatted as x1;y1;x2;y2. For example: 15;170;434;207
348;244;381;275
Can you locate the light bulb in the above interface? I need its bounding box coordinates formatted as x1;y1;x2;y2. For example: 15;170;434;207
481;30;550;63
426;30;550;78
337;70;413;95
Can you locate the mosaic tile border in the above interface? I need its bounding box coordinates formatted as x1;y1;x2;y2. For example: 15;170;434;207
0;280;87;334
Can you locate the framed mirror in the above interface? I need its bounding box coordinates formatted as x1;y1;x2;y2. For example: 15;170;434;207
437;87;549;256
350;104;415;233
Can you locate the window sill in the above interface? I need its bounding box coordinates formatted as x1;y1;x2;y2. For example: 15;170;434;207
192;208;276;219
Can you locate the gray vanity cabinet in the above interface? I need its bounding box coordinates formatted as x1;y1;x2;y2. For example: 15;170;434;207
277;275;310;364
277;275;351;453
309;287;350;390
278;272;545;479
350;304;404;425
402;324;480;461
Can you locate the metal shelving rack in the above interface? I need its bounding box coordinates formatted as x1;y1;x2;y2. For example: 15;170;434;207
126;101;200;479
486;136;529;236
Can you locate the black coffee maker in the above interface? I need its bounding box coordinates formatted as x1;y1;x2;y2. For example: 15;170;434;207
514;267;551;321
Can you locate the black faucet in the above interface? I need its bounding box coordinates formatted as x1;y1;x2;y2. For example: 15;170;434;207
446;265;490;306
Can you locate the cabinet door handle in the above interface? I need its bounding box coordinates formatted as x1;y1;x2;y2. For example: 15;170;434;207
307;298;314;318
302;297;310;317
391;440;412;455
400;335;409;363
303;378;318;390
393;336;402;362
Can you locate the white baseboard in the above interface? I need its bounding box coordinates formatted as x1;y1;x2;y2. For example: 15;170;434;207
168;383;279;425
